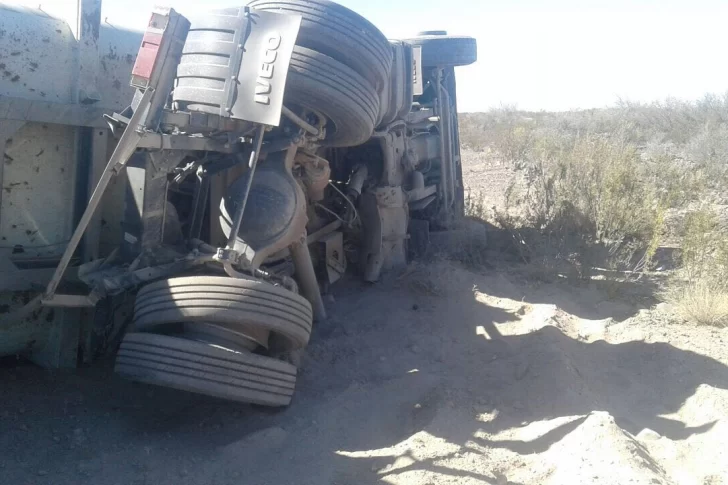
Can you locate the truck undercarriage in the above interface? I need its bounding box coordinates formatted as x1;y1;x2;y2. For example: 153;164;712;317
0;0;476;406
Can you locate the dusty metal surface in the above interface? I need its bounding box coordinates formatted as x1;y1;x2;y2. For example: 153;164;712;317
0;293;82;368
0;98;109;127
95;24;141;111
0;122;79;257
0;3;140;116
0;6;76;104
75;0;102;104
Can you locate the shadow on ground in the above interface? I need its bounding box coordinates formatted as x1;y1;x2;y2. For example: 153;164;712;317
1;265;726;485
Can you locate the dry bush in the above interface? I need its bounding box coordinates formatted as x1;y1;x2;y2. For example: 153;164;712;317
464;189;488;221
489;129;669;277
665;281;728;328
457;94;728;320
460;106;535;159
665;208;728;327
458;95;728;274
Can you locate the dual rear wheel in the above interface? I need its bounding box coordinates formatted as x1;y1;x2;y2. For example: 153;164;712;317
115;276;312;407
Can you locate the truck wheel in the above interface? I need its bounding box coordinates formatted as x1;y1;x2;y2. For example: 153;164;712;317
286;46;379;147
133;276;313;350
405;35;477;67
248;0;392;92
115;333;297;406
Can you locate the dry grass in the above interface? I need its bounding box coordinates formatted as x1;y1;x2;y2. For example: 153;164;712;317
664;281;728;328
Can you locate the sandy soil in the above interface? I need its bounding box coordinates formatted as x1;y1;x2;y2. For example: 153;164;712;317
2;150;727;485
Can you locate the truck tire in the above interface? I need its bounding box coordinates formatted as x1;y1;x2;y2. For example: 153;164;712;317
286;46;379;147
248;0;392;91
115;333;297;406
405;35;477;67
133;276;313;350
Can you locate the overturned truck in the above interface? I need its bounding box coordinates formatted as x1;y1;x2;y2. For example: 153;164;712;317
0;0;476;406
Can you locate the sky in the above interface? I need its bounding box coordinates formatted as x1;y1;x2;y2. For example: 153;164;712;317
11;0;728;112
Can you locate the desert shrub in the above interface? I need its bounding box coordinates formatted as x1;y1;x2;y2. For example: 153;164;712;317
682;124;728;192
488;128;669;276
665;280;728;328
458;94;728;301
661;207;728;327
460;107;535;159
464;188;488;221
678;209;728;281
459;94;728;266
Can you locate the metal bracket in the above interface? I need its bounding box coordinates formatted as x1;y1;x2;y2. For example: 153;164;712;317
43;293;100;308
189;171;211;239
221;7;252;118
43;87;155;304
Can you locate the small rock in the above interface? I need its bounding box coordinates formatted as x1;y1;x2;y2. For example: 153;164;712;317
18;424;28;431
379;356;386;362
512;401;525;411
410;345;421;354
637;428;662;441
414;403;422;409
654;302;671;312
412;304;419;311
52;436;60;443
37;470;48;477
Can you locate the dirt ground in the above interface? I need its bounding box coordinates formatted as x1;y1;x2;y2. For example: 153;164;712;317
2;150;728;485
